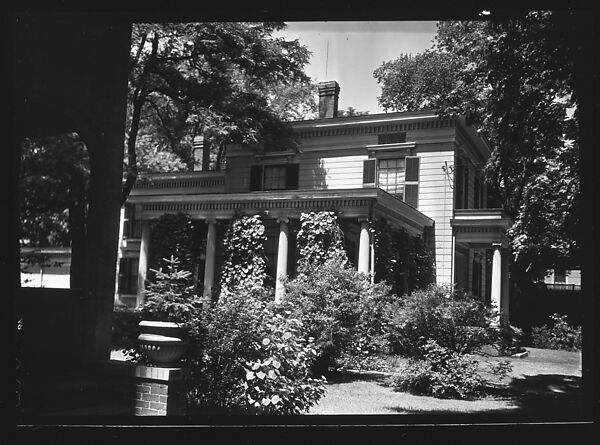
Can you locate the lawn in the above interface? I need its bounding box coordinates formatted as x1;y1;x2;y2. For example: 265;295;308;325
308;347;585;420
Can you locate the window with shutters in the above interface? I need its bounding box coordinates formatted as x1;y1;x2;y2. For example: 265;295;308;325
249;164;299;191
366;156;420;208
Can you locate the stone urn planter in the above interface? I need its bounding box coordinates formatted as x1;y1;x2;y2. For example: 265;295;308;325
137;320;189;366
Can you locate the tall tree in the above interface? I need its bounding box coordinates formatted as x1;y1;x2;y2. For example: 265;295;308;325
374;12;581;278
19;133;89;288
123;22;313;202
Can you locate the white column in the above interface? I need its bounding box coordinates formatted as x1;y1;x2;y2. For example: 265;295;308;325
358;219;370;275
501;249;510;322
114;206;125;304
490;243;502;322
275;218;289;303
370;239;376;284
137;222;151;308
203;219;217;303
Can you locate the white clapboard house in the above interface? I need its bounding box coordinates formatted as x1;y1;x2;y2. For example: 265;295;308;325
116;81;512;320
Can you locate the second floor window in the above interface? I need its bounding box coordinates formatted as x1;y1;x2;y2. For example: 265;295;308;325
363;156;420;208
250;164;299;191
378;158;406;198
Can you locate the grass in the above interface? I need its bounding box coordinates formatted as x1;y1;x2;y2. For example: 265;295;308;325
308;347;585;419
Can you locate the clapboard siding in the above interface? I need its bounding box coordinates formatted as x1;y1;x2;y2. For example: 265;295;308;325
414;145;455;285
298;154;368;190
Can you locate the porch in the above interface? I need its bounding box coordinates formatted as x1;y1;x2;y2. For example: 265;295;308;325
118;185;434;306
451;208;513;320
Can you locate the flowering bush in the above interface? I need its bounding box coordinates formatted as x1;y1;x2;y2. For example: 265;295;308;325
385;284;498;357
531;313;582;351
187;287;326;415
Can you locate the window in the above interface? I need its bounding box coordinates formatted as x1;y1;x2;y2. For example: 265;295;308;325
249;164;299;191
118;258;138;294
365;156;420;208
378;158;405;198
554;268;566;284
123;204;141;238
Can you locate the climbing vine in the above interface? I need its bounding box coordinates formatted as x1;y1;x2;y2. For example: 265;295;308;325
219;214;268;299
296;211;347;272
372;217;434;296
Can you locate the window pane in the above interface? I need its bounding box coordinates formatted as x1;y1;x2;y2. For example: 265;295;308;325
264;165;286;190
378;158;405;198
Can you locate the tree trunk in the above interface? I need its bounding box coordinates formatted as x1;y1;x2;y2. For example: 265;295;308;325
69;169;87;289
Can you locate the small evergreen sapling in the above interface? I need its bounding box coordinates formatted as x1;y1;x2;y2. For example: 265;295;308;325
141;255;202;324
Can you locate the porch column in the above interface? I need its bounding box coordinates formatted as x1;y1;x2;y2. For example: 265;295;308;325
490;243;502;322
275;217;289;303
203;219;217;304
358;219;370;275
114;206;125;303
501;249;510;321
137;222;151;308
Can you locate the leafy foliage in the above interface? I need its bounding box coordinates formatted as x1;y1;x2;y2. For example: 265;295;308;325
372;218;435;296
187;287;326;414
391;340;487;400
296;211;347;272
375;13;581;276
385;284;498;357
148;213;200;281
140;256;202;324
219;215;269;299
123;22;314;202
531;313;582;351
19;133;89;247
281;255;395;373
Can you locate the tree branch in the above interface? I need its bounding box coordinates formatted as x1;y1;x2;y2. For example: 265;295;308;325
121;32;159;206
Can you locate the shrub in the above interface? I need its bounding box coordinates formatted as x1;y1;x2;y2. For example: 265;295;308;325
531;313;582;351
391;340;486;399
140;256;202;324
281;255;395;373
187;287;326;415
384;284;497;358
219;215;268;299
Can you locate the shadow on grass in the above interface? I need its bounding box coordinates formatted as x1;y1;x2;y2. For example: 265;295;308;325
387;374;587;422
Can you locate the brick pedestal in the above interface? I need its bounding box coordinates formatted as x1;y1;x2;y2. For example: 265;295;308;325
134;365;187;416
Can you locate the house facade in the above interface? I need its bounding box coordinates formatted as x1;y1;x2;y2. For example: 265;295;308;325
116;81;512;320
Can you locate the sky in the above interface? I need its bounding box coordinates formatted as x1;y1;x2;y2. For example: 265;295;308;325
274;21;439;114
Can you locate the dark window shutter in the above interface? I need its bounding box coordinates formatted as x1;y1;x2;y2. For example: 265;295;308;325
285;164;299;189
363;159;376;184
405;184;419;208
463;166;469;209
249;165;263;191
405;156;420;182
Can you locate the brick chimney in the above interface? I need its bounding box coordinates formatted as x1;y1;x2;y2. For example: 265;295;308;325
193;135;210;171
317;81;340;119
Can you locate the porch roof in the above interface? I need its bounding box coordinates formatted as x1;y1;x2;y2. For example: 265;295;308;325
129;187;434;235
450;209;512;247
